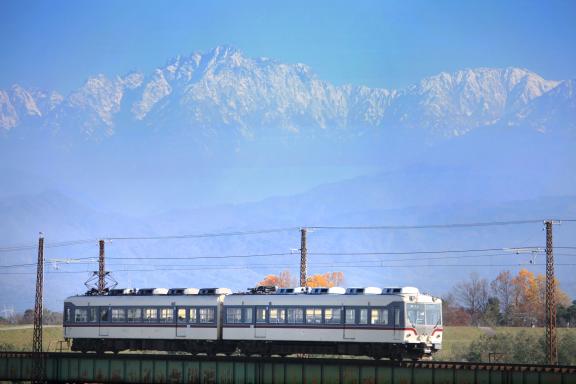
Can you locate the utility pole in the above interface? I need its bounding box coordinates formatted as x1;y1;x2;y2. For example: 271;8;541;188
32;232;45;383
300;228;307;287
545;220;558;365
98;239;105;295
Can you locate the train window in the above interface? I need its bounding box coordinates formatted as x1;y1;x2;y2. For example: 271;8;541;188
100;308;110;322
199;307;215;323
406;304;425;325
269;308;286;324
160;308;173;322
189;308;197;323
177;308;186;323
394;308;400;326
287;308;304;324
425;304;442;326
226;308;242;323
75;308;88;322
144;308;158;322
128;308;141;322
371;309;388;325
243;308;253;323
345;309;355;324
65;308;71;322
255;307;267;323
325;308;341;324
89;308;98;323
112;308;126;322
359;309;368;324
306;308;322;324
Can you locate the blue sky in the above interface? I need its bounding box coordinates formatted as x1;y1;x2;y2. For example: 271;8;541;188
1;0;575;93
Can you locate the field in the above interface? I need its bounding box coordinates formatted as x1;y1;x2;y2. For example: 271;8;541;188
1;325;575;362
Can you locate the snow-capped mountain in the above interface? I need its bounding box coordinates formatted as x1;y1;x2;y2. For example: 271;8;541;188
0;46;573;141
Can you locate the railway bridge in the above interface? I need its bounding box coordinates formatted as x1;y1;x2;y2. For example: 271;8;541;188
1;352;575;383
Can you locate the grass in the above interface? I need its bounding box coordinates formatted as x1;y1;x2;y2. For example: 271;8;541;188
0;325;70;352
436;326;576;361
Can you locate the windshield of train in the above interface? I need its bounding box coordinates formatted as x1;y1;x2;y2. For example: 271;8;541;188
406;303;442;326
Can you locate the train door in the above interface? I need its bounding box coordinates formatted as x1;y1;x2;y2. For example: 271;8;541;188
98;307;109;336
254;306;267;338
176;307;187;337
343;307;355;340
393;306;402;341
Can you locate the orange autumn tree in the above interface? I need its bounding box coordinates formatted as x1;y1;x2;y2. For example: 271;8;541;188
257;271;344;288
510;268;571;326
257;270;296;288
306;272;345;288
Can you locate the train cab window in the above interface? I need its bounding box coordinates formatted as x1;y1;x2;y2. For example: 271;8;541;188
345;309;355;324
177;308;187;323
112;308;126;322
255;307;267;323
359;309;368;325
371;309;388;325
287;308;304;324
243;308;253;323
325;308;341;324
75;308;88;322
144;308;158;322
425;303;442;326
65;307;71;323
89;308;98;323
394;308;400;326
226;308;242;323
160;308;174;322
199;307;215;323
189;308;197;323
128;308;141;322
406;304;425;325
269;308;286;324
100;308;110;322
306;308;322;324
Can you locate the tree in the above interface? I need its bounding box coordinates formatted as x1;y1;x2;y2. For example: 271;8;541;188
454;273;489;326
22;309;34;324
257;271;344;288
490;270;515;325
441;293;472;326
257;270;295;288
306;272;344;288
482;297;502;326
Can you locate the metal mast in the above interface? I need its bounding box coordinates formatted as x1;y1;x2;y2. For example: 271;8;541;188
300;228;307;287
32;233;45;383
545;220;558;365
98;239;105;294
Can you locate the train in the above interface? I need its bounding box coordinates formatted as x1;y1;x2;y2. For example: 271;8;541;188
63;285;443;360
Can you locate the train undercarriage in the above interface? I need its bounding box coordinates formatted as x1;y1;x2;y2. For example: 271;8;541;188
70;338;434;360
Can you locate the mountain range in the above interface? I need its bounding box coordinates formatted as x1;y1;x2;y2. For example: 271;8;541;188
1;46;574;144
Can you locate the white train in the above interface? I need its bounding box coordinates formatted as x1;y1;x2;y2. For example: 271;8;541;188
63;286;443;359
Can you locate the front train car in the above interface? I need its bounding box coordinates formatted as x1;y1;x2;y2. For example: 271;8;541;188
222;286;442;359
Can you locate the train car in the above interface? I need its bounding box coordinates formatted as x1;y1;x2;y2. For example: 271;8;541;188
222;286;442;359
63;285;442;359
63;287;232;354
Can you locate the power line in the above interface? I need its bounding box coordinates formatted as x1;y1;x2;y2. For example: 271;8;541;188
0;239;96;253
105;227;299;241
4;248;576;269
2;262;576;275
308;219;575;230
